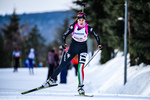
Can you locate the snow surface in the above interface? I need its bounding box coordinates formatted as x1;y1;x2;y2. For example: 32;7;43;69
0;51;150;100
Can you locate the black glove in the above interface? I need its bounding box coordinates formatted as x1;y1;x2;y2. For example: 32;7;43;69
98;45;103;50
62;43;67;49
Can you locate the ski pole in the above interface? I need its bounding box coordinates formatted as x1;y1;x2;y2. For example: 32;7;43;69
84;49;101;68
81;3;86;13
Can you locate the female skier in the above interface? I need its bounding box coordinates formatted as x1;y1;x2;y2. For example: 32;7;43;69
42;12;103;95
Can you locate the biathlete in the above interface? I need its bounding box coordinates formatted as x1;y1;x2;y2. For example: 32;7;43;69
42;12;103;95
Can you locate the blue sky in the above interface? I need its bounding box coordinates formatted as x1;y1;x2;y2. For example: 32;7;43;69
0;0;79;15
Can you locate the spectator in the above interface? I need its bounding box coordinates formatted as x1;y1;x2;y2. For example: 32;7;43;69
27;48;37;74
54;48;59;82
47;49;55;80
59;46;70;83
24;58;29;68
12;48;21;72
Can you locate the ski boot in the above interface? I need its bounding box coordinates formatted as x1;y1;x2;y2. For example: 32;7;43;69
42;78;57;87
78;85;85;96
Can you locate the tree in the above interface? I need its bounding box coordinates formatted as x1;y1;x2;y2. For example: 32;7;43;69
50;18;71;48
100;0;150;65
128;0;150;65
24;24;46;66
1;10;24;67
72;0;150;66
99;0;125;63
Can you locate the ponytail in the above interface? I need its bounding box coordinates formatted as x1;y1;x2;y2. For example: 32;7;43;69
69;18;77;27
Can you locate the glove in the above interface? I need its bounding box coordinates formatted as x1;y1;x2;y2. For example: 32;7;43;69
62;43;67;49
98;45;103;50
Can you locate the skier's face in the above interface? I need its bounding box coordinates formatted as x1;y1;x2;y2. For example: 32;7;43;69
77;19;85;27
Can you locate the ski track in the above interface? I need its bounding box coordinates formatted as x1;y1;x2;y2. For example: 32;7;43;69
0;91;150;100
0;68;150;100
1;51;150;100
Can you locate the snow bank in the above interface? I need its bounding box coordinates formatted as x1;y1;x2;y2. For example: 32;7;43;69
84;51;150;96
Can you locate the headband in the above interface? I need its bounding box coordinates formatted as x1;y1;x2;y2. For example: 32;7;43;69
77;14;86;19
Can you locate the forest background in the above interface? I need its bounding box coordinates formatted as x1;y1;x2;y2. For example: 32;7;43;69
0;0;150;67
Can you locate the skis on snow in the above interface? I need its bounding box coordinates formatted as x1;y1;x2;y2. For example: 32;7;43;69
22;85;94;97
21;84;58;94
75;94;94;97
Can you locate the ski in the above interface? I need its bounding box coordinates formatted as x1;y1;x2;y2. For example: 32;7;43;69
21;84;58;95
75;94;94;97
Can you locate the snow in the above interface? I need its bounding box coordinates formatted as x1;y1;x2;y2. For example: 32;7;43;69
0;51;150;100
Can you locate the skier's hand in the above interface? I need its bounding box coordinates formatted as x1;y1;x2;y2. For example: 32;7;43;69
62;43;67;49
98;45;103;50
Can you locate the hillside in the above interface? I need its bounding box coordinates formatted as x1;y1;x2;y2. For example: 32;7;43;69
0;10;76;44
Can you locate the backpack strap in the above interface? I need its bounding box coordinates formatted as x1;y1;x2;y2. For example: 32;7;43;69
85;23;88;36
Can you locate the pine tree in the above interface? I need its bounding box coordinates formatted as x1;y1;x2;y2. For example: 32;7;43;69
1;10;24;67
100;0;125;63
128;0;150;65
73;0;150;66
24;24;46;66
50;18;70;48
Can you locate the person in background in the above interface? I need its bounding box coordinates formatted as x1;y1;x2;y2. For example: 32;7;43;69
12;48;21;72
58;46;63;62
27;48;37;74
59;46;71;84
47;49;55;80
54;48;59;82
24;58;29;68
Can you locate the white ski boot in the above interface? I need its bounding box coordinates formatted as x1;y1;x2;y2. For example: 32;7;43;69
78;85;85;95
42;78;56;87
